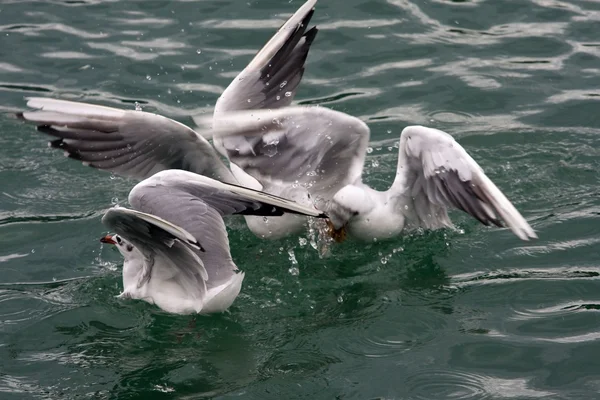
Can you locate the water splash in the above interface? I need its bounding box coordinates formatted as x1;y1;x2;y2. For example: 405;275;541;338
287;248;299;276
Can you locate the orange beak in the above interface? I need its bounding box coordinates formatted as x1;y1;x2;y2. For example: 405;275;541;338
100;234;117;245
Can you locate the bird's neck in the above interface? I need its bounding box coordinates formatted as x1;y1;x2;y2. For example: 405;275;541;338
122;257;144;291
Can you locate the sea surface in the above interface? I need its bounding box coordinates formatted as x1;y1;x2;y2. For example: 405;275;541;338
1;0;600;398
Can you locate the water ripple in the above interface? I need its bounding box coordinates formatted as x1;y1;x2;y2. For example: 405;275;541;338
510;300;600;321
40;51;96;59
337;306;446;358
113;16;173;27
0;211;99;227
86;42;160;61
0;22;107;39
0;284;78;332
260;349;339;376
405;370;554;399
451;267;600;288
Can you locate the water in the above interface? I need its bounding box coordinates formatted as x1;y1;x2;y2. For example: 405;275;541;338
1;0;599;398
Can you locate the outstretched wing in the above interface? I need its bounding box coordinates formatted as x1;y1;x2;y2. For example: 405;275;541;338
208;107;370;208
213;0;318;118
394;125;536;240
102;206;208;298
18;97;235;183
128;169;326;283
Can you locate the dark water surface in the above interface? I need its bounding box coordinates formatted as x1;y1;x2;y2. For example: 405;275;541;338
1;0;600;398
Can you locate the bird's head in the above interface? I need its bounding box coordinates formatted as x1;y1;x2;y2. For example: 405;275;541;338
100;234;137;259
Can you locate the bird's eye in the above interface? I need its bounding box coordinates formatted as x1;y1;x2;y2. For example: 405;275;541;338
126;245;133;252
116;236;122;244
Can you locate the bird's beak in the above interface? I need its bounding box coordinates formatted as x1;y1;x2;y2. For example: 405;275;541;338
100;234;117;245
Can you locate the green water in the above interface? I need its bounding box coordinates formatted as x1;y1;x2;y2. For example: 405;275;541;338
1;0;600;398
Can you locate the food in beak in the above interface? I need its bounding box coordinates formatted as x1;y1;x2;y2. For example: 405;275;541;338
326;219;347;243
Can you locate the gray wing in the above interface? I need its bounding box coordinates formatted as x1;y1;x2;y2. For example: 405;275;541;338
17;97;235;183
208;107;370;208
212;0;317;118
394;125;536;240
102;207;208;295
129;169;326;284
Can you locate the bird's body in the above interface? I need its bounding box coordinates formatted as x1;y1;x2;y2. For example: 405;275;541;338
329;184;407;241
100;170;325;315
211;111;537;241
105;237;243;315
119;252;244;315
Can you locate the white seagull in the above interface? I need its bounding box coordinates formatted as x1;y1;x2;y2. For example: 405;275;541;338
16;0;319;239
209;107;537;241
99;170;326;315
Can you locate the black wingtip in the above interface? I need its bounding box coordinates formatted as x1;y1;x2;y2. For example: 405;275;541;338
48;138;64;149
304;26;319;45
37;125;55;135
193;240;205;252
15;111;25;120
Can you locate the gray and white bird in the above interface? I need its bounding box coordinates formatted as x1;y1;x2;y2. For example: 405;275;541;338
99;169;326;315
209;108;537;242
16;0;319;239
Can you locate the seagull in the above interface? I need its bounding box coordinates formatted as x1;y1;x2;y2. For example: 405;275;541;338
16;0;319;239
99;169;326;315
208;107;537;241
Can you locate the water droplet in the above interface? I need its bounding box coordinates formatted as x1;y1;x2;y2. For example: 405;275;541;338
145;75;151;81
279;80;287;88
111;197;119;205
31;249;35;254
299;237;307;246
371;160;379;168
134;102;142;111
284;91;292;97
276;95;281;101
109;173;117;180
247;98;252;103
380;257;388;265
337;294;344;303
196;49;202;54
287;248;299;276
366;147;373;154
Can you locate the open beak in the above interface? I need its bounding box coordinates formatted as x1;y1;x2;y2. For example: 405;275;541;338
100;234;117;245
